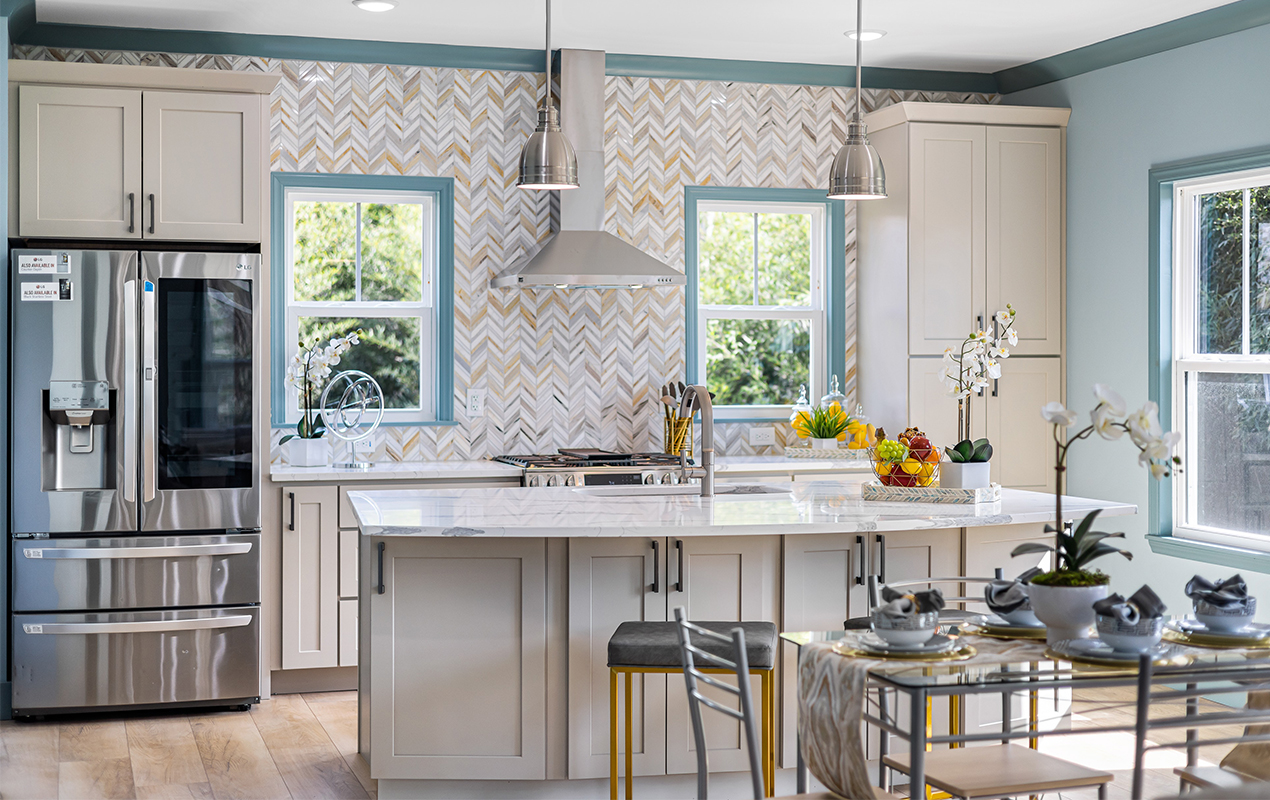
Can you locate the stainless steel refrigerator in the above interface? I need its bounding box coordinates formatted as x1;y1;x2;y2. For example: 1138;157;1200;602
9;249;262;717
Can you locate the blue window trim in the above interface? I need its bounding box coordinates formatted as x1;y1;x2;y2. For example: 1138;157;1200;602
1147;145;1270;561
683;186;847;419
269;172;455;428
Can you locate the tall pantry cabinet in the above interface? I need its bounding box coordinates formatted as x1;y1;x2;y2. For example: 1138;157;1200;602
856;102;1071;491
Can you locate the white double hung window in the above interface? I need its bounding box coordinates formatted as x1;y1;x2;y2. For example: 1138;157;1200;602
694;201;827;416
1172;170;1270;548
283;188;436;423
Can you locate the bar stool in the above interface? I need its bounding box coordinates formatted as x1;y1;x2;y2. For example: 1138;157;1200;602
608;619;778;799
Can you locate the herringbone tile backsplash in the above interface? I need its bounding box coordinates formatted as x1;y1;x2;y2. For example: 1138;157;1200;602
14;46;997;463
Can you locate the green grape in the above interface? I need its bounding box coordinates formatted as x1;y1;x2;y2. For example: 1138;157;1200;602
875;439;908;462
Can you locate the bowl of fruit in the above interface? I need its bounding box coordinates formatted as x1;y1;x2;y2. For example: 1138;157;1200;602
870;427;940;488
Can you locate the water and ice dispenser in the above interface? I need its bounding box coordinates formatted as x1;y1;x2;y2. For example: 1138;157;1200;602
43;379;116;490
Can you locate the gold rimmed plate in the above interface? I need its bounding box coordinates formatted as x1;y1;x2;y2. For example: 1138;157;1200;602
962;614;1047;641
833;636;977;662
1046;638;1192;669
1163;620;1270;650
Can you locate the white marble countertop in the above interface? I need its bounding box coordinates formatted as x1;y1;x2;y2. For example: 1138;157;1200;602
269;454;870;482
348;474;1136;538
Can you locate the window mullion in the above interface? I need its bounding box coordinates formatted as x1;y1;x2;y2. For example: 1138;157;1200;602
752;212;760;306
1243;188;1252;356
355;202;363;303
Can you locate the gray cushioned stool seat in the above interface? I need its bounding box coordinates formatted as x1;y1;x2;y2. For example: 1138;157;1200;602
608;621;777;669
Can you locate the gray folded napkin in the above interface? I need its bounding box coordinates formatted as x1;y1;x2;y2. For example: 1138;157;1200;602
878;586;946;620
1092;585;1167;624
1186;574;1251;610
984;567;1043;614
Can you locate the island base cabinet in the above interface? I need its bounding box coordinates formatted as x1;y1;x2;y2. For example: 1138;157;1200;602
364;536;547;780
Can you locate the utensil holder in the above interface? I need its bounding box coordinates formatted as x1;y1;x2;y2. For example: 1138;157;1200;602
663;417;693;460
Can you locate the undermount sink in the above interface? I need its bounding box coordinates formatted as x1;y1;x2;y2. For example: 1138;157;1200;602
572;484;792;497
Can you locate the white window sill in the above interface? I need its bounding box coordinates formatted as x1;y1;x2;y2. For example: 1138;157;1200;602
1147;533;1270;574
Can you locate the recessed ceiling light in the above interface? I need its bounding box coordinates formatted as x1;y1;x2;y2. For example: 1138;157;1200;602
845;29;886;41
352;0;397;11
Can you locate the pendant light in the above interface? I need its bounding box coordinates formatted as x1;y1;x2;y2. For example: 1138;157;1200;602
517;0;579;190
828;0;886;199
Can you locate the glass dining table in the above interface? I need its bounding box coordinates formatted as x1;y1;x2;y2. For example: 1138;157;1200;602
780;628;1270;797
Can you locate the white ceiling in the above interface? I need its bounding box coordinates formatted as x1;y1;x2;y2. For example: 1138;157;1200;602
39;0;1240;73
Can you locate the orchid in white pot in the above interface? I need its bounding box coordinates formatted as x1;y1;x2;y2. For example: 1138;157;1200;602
282;331;361;466
940;305;1018;452
1011;385;1181;642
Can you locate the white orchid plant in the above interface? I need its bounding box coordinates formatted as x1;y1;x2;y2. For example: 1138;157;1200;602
1024;385;1182;586
940;305;1019;442
282;331;361;443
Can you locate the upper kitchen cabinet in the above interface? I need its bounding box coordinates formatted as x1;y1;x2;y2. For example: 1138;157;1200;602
10;60;277;242
18;85;142;239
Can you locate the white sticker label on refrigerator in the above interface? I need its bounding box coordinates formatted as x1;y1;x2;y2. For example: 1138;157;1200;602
21;280;72;301
17;255;58;273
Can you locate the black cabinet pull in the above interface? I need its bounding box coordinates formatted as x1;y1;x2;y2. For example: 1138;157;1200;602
855;535;865;585
650;539;660;593
128;193;135;233
876;533;887;584
148;193;155;234
376;542;386;595
288;492;295;531
674;539;684;593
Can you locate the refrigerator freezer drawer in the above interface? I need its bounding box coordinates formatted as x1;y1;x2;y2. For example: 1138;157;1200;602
11;532;261;612
11;606;261;714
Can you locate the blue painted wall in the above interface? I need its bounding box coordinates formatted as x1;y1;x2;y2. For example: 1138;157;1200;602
1005;22;1270;608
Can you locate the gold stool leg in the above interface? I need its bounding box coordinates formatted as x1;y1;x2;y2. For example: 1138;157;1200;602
764;669;775;797
625;671;634;800
610;669;619;800
949;694;961;749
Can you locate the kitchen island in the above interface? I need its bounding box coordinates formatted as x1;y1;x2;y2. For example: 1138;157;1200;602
350;476;1134;799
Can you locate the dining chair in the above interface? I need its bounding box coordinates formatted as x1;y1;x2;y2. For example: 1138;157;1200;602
1131;653;1270;800
673;606;899;800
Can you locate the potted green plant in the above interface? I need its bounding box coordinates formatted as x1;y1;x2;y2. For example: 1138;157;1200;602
282;331;361;467
803;403;851;449
1011;385;1181;644
941;438;992;489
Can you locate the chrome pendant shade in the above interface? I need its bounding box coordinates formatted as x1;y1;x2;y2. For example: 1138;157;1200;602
518;0;579;191
828;0;886;200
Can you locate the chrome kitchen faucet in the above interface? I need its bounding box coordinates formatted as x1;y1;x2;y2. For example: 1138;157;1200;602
677;385;715;497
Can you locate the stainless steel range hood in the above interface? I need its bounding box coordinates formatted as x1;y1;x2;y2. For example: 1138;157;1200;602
491;50;685;290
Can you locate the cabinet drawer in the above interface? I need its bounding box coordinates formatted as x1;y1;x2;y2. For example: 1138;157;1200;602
340;529;359;598
339;599;358;667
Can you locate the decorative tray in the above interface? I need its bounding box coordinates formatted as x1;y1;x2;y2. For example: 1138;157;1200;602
783;446;870;460
861;480;1002;504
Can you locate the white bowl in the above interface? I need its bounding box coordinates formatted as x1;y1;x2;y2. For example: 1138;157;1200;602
998;607;1042;627
1194;597;1257;632
871;609;938;647
1096;615;1163;653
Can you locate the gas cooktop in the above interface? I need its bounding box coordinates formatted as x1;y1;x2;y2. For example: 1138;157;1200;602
492;449;687;470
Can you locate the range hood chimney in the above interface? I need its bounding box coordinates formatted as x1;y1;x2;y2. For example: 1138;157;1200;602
490;49;685;290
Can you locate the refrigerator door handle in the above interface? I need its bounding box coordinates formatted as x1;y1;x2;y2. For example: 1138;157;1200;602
22;542;253;560
122;280;138;503
141;279;157;502
21;615;253;635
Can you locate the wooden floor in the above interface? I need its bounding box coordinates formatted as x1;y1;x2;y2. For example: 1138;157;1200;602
0;686;1251;799
0;692;374;800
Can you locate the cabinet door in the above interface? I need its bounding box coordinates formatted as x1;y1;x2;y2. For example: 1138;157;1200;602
665;535;780;776
142;91;261;241
986;357;1063;490
567;537;667;779
339;598;358;667
987;126;1063;356
780;534;869;767
368;537;546;780
908;357;987;448
281;486;340;670
339;529;358;599
19;85;142;238
908;123;986;355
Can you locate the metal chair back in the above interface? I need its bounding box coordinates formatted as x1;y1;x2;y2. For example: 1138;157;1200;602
672;606;764;800
867;568;1005;608
1132;652;1270;800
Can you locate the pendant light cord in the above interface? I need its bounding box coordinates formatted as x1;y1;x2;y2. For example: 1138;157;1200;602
544;0;552;110
854;0;862;123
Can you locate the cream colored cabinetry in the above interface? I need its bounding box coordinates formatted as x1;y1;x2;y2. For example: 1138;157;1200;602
909;356;1061;490
857;103;1069;441
364;536;547;780
18;85;142;238
16;76;263;241
280;486;341;670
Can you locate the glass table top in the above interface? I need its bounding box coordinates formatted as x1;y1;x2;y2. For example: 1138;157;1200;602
780;626;1270;689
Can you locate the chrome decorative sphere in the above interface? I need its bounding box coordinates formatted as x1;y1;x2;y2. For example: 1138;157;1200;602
320;370;384;444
